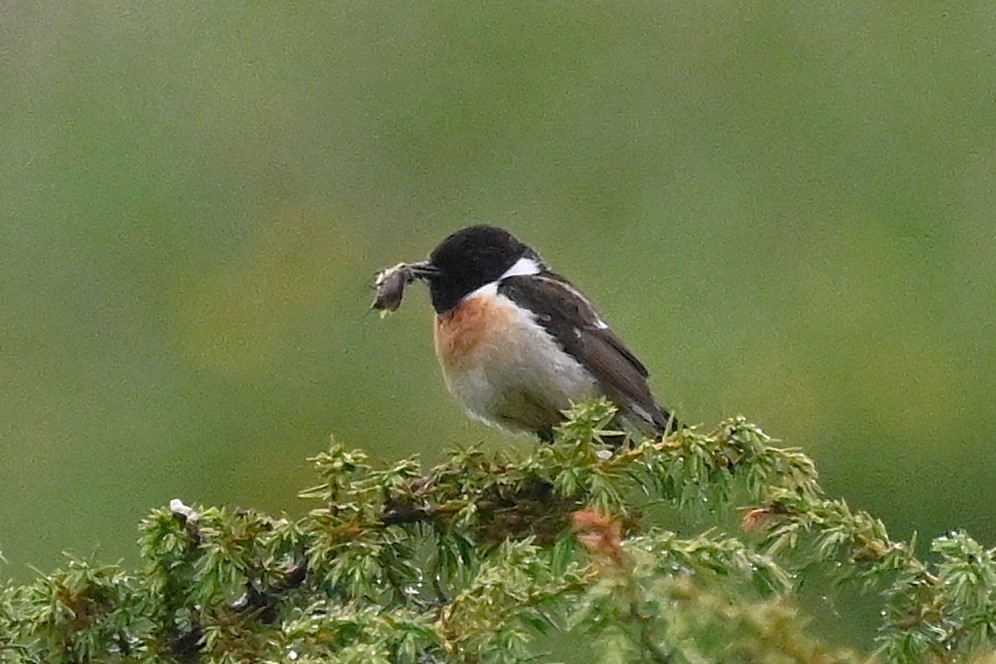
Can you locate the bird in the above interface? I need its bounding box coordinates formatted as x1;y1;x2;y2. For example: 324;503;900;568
395;225;678;441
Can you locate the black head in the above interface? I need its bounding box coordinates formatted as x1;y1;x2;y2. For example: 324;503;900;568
422;225;540;313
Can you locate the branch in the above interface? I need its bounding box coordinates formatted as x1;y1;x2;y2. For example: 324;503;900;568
1;400;993;663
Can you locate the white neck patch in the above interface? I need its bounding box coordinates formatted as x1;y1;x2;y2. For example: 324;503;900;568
460;256;542;304
499;256;542;280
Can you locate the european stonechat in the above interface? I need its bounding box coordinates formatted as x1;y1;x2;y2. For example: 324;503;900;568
375;225;678;440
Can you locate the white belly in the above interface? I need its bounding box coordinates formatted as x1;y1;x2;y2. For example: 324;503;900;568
434;291;598;433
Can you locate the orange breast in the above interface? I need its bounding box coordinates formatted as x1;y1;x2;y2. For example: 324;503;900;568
433;294;516;372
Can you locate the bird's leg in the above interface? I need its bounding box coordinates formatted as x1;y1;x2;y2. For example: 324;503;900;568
536;425;555;443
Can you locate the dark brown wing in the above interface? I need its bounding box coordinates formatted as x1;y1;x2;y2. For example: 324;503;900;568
498;272;677;433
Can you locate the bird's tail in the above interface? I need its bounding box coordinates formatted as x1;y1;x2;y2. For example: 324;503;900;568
651;404;681;436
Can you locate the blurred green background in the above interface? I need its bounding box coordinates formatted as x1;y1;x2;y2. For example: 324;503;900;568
2;0;995;651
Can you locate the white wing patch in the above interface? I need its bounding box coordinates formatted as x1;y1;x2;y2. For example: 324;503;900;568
534;273;610;330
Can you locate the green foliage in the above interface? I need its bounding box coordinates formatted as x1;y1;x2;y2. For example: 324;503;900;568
1;400;994;662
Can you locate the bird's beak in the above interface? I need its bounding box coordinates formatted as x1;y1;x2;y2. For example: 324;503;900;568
407;260;441;280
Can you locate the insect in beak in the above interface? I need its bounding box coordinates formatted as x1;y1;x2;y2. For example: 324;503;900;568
371;261;440;314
